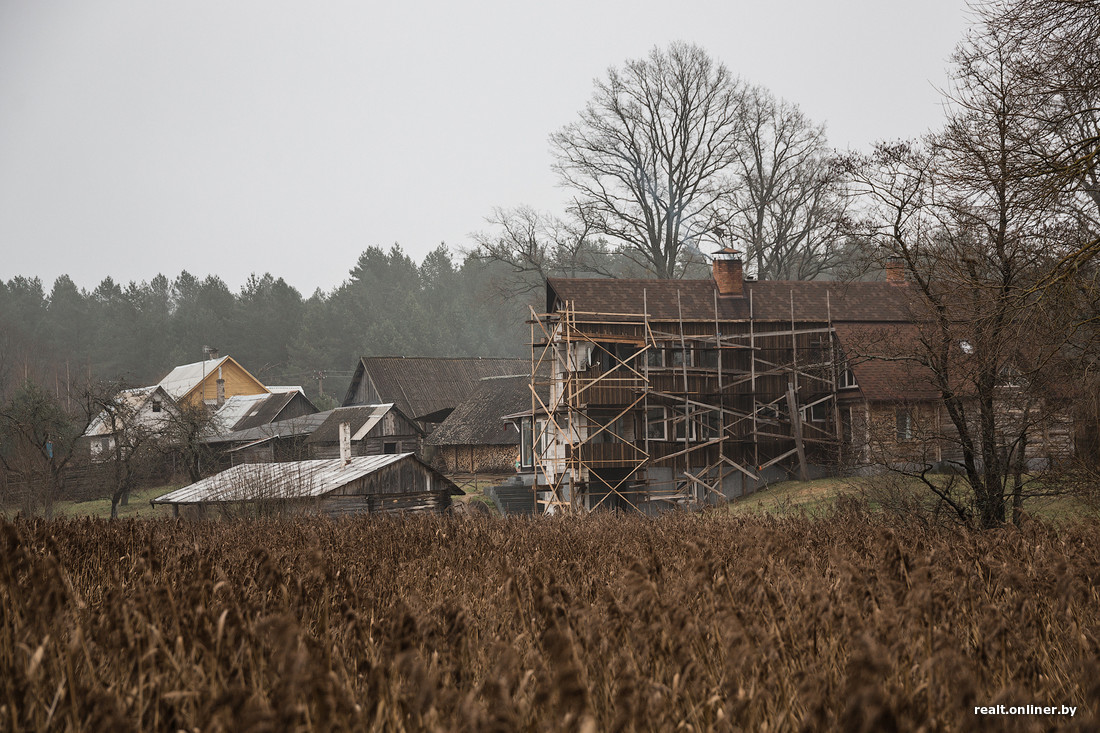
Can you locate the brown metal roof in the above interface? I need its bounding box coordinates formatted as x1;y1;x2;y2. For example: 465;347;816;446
342;356;527;420
545;278;918;323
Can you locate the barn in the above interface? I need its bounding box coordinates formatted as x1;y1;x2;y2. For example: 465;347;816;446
151;453;462;516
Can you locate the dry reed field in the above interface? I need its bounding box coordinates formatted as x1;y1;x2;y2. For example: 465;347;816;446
2;506;1098;732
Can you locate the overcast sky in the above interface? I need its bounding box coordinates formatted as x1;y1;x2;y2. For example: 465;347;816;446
0;0;970;295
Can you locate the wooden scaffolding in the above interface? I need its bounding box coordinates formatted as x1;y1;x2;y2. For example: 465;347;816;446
529;287;845;515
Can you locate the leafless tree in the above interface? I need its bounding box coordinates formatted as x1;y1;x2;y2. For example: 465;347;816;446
0;380;102;516
162;401;221;483
91;388;166;519
725;87;850;280
468;205;618;295
550;42;747;278
841;8;1094;528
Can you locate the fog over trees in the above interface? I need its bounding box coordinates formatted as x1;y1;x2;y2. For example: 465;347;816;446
0;245;530;406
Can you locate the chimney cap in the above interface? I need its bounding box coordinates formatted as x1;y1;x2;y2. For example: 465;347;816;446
712;246;742;259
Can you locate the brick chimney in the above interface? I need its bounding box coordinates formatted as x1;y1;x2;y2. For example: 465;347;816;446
885;256;905;285
712;247;744;297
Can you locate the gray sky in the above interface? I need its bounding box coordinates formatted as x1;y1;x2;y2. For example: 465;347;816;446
0;0;970;295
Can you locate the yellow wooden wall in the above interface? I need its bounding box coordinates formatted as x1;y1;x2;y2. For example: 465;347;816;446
181;358;268;407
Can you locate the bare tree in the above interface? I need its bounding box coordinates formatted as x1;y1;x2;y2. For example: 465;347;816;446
162;401;220;483
725;87;850;280
551;42;747;278
0;380;102;517
91;388;166;519
842;8;1091;528
469;205;618;295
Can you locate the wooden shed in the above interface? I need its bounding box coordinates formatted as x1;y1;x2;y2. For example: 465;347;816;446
151;453;463;516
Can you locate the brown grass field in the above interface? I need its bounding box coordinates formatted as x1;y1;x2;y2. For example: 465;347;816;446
2;505;1098;731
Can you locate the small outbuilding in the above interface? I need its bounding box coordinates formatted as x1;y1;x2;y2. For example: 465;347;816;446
151;453;462;516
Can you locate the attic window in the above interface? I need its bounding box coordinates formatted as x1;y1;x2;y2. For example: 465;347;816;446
151;399;162;413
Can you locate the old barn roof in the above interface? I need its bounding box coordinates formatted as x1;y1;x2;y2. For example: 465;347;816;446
206;410;333;445
545;278;917;323
342;356;526;420
427;375;538;447
214;391;317;433
305;403;419;445
151;453;462;505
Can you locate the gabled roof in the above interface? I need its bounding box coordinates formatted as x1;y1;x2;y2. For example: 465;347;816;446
84;385;174;436
427;375;540;447
545;278;917;323
342;356;527;420
833;323;941;402
213;391;318;433
151;453;463;505
156;355;269;401
306;403;420;445
206;409;333;445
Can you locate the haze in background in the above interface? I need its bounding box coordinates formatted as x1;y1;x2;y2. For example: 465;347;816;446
0;0;967;293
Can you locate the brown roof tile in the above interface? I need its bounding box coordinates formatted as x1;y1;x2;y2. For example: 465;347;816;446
546;278;918;323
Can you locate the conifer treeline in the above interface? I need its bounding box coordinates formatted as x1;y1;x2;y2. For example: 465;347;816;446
0;244;529;403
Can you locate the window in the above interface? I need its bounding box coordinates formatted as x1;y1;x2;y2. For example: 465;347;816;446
520;417;534;467
646;407;667;440
589;410;627;444
895;409;913;442
673;409;696;442
646;348;664;368
151;399;162;413
698;411;721;440
696;348;719;369
383;441;399;454
804;402;829;422
668;348;692;368
839;365;857;388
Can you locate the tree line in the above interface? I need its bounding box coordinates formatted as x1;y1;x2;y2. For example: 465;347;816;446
0;244;531;406
1;0;1097;527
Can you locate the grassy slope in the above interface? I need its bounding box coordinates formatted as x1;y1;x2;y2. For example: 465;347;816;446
723;475;1097;521
52;484;182;519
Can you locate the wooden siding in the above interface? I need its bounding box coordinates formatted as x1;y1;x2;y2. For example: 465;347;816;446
182;359;268;408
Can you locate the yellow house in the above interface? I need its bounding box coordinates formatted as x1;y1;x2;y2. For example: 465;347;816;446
156;355;268;409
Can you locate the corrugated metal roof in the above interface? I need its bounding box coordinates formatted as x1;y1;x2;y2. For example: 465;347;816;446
212;394;270;432
152;453;458;504
157;356;233;400
205;409;334;445
342;356;527;419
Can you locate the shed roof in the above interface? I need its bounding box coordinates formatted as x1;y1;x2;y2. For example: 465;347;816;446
545;278;918;324
151;453;462;504
342;356;526;420
427;375;540;447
